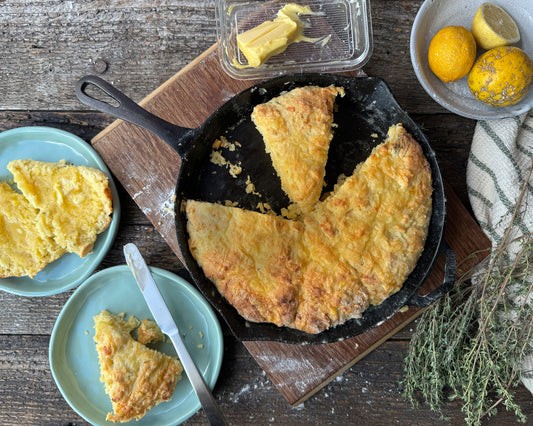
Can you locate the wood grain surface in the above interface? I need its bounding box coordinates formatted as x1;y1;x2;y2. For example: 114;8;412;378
1;1;532;425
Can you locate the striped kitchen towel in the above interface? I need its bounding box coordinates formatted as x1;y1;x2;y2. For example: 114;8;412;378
466;109;533;394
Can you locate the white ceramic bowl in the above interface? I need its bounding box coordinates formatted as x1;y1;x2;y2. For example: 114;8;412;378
410;0;533;120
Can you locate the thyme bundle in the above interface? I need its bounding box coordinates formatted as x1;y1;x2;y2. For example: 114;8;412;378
402;165;533;425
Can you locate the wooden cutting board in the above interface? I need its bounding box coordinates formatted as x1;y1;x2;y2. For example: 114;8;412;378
91;43;491;406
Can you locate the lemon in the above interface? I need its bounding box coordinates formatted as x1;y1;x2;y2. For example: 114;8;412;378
428;26;477;83
468;46;533;107
471;3;520;50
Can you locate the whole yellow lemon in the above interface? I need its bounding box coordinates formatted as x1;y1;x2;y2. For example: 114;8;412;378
468;46;533;107
428;26;477;83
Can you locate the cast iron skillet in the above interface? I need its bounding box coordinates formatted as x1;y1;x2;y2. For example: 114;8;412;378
76;73;456;345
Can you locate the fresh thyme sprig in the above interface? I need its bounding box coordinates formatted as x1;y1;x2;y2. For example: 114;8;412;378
402;163;533;425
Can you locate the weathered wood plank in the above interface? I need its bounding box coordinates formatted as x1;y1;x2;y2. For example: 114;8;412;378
1;0;447;116
1;334;531;425
0;111;114;140
363;0;448;115
0;1;217;110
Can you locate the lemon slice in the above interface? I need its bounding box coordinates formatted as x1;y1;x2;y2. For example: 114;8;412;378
471;3;520;50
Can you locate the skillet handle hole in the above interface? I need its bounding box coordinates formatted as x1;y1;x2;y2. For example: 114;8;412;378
79;81;121;108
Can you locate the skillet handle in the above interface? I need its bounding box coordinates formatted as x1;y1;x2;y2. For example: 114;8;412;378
75;75;192;156
406;239;456;308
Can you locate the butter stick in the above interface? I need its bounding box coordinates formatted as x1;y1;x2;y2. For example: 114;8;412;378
236;4;318;68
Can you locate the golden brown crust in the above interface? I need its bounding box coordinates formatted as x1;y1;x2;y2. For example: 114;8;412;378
186;123;432;334
305;124;433;305
251;85;344;213
94;310;183;423
186;203;304;327
137;318;165;345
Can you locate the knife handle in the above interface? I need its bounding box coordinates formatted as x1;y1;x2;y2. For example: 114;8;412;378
167;330;228;426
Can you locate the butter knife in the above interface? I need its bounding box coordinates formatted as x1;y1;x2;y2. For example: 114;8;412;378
123;243;228;426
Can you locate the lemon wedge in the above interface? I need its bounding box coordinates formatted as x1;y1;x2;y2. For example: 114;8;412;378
471;3;520;50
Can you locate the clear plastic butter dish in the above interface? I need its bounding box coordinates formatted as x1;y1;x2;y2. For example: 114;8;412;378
216;0;373;80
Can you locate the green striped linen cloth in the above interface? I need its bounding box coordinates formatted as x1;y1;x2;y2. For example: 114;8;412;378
466;110;533;394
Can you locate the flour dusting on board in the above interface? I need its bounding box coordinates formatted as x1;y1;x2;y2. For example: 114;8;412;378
220;88;236;102
228;384;250;403
256;354;323;392
125;171;177;233
160;190;176;217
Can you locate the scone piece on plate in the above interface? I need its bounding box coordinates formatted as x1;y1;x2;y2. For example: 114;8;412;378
8;159;113;257
137;318;165;345
94;310;183;423
251;85;344;213
0;182;65;278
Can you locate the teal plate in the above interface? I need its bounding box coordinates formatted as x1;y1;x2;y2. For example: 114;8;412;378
49;265;224;426
0;126;120;296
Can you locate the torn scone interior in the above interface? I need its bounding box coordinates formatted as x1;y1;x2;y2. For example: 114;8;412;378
0;182;65;278
8;159;113;258
0;159;113;278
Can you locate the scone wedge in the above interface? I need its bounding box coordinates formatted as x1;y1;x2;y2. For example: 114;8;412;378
186;201;306;328
94;310;183;423
304;124;433;306
251;85;344;213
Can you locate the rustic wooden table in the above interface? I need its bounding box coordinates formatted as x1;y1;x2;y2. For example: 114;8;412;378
1;1;532;425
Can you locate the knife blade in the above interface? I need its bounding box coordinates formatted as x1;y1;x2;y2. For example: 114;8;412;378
123;243;227;426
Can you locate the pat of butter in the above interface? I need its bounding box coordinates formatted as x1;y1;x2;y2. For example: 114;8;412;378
236;4;317;68
237;19;298;67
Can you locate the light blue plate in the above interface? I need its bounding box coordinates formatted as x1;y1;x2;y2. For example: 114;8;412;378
0;126;120;296
49;265;224;426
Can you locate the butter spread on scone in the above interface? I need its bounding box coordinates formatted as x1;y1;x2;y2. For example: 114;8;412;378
0;182;65;278
94;310;183;423
0;159;113;278
251;85;344;214
186;124;432;334
7;159;113;258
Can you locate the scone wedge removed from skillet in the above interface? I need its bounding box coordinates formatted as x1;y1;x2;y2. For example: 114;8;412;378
93;310;183;422
251;85;344;214
186;124;433;334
